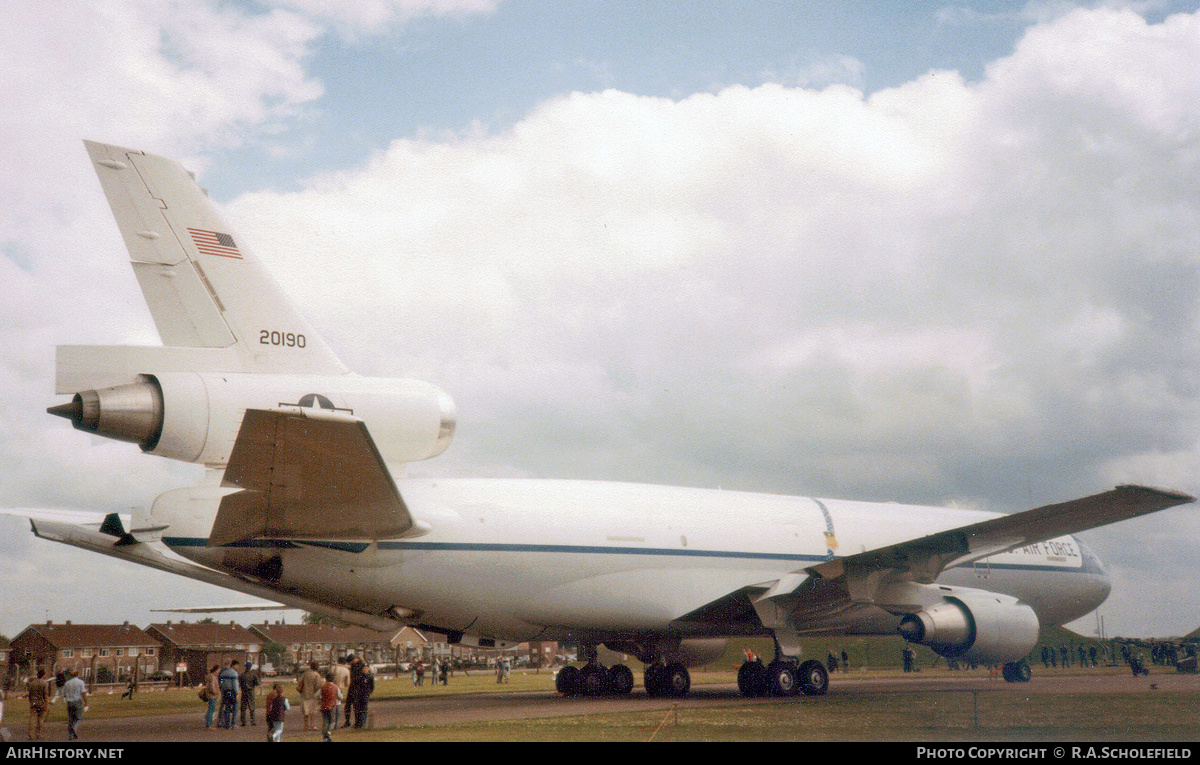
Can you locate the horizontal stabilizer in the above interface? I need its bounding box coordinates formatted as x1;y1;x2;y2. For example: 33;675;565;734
210;407;414;546
150;604;291;614
30;517;399;630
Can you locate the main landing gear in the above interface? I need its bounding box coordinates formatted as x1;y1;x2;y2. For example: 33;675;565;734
555;660;694;697
555;662;636;697
737;657;828;697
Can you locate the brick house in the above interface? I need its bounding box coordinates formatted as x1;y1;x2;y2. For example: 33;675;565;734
145;621;262;686
7;621;159;683
248;622;407;672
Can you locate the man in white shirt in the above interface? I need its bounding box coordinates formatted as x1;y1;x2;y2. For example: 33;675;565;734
60;669;88;741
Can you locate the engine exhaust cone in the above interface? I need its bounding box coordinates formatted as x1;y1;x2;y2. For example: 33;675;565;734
47;399;82;423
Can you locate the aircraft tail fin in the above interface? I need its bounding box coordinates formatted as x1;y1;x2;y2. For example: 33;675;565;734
83;140;346;376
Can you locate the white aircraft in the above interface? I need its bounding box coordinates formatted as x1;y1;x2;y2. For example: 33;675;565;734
19;141;1193;699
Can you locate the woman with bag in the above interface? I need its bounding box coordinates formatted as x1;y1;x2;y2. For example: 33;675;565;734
202;666;220;729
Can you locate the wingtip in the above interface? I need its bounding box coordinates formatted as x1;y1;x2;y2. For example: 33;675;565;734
1115;484;1196;505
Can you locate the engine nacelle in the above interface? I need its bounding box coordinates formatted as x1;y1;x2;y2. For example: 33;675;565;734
676;638;729;668
49;372;456;466
898;591;1040;664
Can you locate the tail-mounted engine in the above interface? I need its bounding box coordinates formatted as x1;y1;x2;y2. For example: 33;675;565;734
897;589;1039;664
49;371;455;466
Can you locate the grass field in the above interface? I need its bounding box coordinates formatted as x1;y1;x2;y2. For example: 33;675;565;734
328;690;1200;742
6;661;1197;741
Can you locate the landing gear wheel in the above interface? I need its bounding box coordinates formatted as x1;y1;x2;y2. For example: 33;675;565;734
579;664;610;696
767;661;799;696
556;665;581;696
643;664;665;697
1002;660;1032;683
609;664;635;695
737;661;768;697
661;662;691;697
798;659;829;696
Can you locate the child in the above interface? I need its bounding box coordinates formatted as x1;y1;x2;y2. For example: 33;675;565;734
265;682;290;742
320;671;342;742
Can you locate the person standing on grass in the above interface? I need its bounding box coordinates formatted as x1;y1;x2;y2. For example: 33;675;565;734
297;660;323;731
218;660;240;729
203;665;220;729
26;669;51;740
239;662;260;726
265;682;289;742
332;657;350;728
61;669;88;741
320;671;342;742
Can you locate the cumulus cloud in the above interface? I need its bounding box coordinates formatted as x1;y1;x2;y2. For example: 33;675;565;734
0;0;325;630
231;10;1200;509
2;3;1199;637
224;8;1200;634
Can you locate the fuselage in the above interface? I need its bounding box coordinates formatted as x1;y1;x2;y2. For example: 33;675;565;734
164;478;1111;645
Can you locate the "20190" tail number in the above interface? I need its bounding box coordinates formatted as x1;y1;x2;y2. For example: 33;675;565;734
260;330;306;348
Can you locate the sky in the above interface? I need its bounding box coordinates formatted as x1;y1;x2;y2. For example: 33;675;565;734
2;0;1200;642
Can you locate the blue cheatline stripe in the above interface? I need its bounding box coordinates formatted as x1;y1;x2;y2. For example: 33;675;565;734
162;536;821;562
157;537;1097;574
162;537;366;553
377;541;830;562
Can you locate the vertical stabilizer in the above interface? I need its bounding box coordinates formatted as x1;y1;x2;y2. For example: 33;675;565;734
84;141;346;376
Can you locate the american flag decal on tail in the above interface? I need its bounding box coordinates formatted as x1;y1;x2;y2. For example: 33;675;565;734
187;228;243;259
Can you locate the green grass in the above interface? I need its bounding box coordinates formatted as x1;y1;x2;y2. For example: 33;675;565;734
297;687;1200;742
7;660;1196;741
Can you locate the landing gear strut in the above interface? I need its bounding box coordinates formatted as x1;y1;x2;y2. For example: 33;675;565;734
738;638;828;698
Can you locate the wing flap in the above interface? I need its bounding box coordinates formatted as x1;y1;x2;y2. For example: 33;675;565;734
210;407;413;545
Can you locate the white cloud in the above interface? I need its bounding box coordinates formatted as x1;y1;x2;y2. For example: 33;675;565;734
224;7;1200;635
2;3;1199;639
262;0;502;37
0;0;326;634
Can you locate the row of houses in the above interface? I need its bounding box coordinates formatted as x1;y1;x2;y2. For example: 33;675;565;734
3;620;559;687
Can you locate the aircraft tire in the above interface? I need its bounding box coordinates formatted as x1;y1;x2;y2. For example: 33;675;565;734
767;661;799;696
1002;661;1032;683
609;664;635;695
556;665;581;696
643;664;665;697
579;664;610;696
737;660;768;697
798;659;829;696
661;662;691;697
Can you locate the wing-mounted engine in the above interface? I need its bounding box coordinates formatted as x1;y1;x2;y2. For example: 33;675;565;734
893;586;1039;663
49;367;455;467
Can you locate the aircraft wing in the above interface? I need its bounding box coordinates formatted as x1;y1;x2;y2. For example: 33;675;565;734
678;484;1194;640
807;484;1194;584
